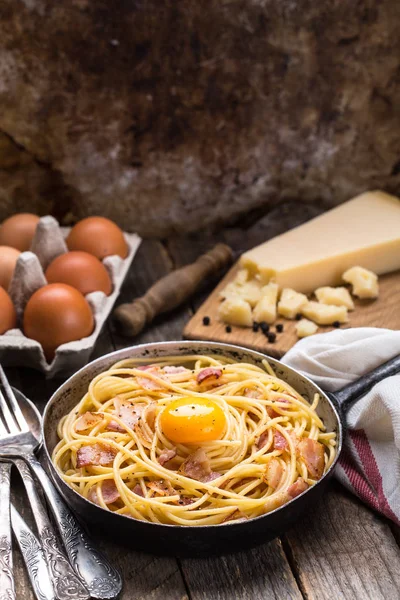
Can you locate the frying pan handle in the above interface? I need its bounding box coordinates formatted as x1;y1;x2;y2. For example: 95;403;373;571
331;353;400;412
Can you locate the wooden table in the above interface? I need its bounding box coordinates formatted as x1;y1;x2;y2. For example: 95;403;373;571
7;211;400;600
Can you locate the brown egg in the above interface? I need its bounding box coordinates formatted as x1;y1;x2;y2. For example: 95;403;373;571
45;251;112;296
66;216;128;260
0;287;17;334
0;246;21;289
23;283;94;361
0;213;40;251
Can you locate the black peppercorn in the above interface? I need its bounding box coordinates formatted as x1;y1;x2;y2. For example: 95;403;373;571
276;323;284;333
225;325;232;333
332;321;340;328
260;321;269;333
202;316;210;326
252;321;259;332
267;332;276;343
295;313;302;321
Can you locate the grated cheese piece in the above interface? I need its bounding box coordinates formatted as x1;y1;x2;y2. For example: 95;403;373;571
342;266;379;299
277;288;308;319
301;301;348;325
220;269;262;307
218;297;253;327
315;286;354;310
253;283;279;324
295;319;318;338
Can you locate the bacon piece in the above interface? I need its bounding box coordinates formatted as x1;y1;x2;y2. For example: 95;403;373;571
222;508;248;523
196;367;222;385
135;365;167;391
75;412;103;432
273;430;288;450
163;366;188;374
136;365;155;370
132;484;145;497
243;388;261;399
297;438;325;479
158;447;177;466
179;448;221;483
76;443;116;468
264;458;283;489
147;479;177;497
257;431;269;450
88;479;120;505
287;477;309;498
107;398;145;432
179;497;195;506
267;407;279;419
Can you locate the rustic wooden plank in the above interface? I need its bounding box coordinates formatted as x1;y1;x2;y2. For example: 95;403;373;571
180;540;302;600
284;482;400;600
111;239;191;348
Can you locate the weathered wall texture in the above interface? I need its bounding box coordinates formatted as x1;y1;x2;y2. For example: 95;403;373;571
0;1;399;236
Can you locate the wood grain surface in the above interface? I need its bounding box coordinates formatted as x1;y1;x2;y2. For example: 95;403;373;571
5;236;400;600
183;263;400;358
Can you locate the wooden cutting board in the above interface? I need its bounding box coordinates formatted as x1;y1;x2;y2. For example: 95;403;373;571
184;264;400;358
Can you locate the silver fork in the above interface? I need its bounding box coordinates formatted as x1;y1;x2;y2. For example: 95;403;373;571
0;365;122;600
0;462;15;600
0;384;89;600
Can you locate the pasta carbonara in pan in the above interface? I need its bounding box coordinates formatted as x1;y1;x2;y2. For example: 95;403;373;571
53;354;336;525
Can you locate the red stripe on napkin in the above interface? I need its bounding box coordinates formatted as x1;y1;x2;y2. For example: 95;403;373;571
339;445;380;512
350;429;400;525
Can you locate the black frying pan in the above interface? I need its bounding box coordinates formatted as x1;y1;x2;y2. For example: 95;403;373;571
42;341;400;557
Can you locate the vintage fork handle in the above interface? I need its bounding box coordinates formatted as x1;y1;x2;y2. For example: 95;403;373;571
0;463;16;600
11;503;55;600
14;459;90;600
27;455;123;600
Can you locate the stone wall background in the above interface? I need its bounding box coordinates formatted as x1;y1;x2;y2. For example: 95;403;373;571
0;0;399;236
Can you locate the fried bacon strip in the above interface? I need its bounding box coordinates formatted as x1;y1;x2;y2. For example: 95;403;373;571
264;458;284;489
88;479;120;505
179;448;221;483
76;443;116;468
107;397;145;432
287;477;309;498
297;438;325;479
158;447;177;466
196;367;222;385
75;412;103;432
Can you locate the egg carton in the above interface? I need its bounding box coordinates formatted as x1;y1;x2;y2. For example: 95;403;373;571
0;216;141;377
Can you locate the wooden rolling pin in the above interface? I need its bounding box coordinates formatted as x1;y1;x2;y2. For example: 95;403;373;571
113;243;233;336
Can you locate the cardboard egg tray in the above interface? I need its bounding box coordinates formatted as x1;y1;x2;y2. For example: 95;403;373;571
0;216;141;377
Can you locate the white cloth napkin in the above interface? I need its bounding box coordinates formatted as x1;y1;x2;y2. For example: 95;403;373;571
282;328;400;524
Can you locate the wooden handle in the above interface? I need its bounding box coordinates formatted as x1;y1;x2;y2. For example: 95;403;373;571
113;243;233;336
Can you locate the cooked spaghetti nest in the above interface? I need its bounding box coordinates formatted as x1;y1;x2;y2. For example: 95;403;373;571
53;354;337;526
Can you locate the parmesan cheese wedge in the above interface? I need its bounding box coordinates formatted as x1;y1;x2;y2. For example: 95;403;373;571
240;191;400;293
277;288;308;319
253;282;279;324
301;301;348;325
218;297;253;327
342;266;379;299
315;286;354;310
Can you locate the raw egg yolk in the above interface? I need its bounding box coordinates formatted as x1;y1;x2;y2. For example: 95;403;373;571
160;398;226;444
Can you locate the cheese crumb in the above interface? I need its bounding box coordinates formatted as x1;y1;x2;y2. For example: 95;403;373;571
342;266;379;299
277;288;308;319
253;282;279;324
315;286;354;310
220;269;262;307
218;297;253;327
295;319;318;338
302;301;348;325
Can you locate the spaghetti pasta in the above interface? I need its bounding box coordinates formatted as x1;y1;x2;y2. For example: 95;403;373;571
52;354;336;525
